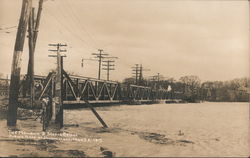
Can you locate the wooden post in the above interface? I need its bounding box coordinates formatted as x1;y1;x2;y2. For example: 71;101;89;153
27;0;43;72
48;43;66;128
56;56;64;128
132;64;139;85
53;44;63;127
33;0;43;48
84;99;108;128
97;49;103;80
139;64;142;85
7;0;31;126
28;7;35;107
107;61;110;81
26;0;43;99
102;60;115;81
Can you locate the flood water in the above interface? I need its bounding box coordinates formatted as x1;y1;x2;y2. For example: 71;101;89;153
64;102;249;157
0;102;249;157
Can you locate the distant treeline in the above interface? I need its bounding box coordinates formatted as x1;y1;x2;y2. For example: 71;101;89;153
123;76;249;102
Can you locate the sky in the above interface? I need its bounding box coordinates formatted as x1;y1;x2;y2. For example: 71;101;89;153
0;0;249;82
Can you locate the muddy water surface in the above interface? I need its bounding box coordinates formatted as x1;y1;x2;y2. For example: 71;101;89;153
0;102;249;157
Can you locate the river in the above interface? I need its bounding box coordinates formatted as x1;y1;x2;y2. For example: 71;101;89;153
0;102;249;157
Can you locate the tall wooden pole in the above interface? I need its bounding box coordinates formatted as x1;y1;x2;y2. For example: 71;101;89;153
84;99;108;128
58;56;64;127
92;49;109;80
7;0;32;126
27;0;44;72
132;64;139;85
92;49;107;96
28;7;35;107
107;61;110;81
139;64;142;85
54;44;63;127
33;0;43;48
26;0;43;99
48;43;66;128
98;49;103;80
102;60;115;81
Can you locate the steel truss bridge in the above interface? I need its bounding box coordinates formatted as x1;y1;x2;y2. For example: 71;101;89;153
19;69;174;107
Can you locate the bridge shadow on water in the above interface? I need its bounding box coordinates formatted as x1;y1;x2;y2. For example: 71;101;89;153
62;101;158;109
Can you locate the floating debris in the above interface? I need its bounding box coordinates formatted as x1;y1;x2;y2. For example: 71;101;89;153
100;147;115;158
178;130;184;136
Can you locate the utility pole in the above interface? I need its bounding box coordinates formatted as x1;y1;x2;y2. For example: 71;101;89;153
139;64;142;83
48;43;67;128
92;49;108;80
7;0;31;126
26;0;44;105
150;73;162;83
102;60;115;81
28;7;35;107
33;0;43;48
92;49;118;80
138;64;150;85
132;64;140;85
149;73;164;89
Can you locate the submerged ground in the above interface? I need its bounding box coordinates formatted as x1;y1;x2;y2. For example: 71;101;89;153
0;102;249;157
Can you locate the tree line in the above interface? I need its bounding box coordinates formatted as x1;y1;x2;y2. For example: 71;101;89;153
123;75;249;102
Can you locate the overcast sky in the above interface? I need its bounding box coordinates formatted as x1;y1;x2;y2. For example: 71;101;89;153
0;0;249;82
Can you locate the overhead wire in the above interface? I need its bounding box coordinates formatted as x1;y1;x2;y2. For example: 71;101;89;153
54;2;98;51
45;3;96;53
43;8;66;40
44;1;115;57
44;3;100;74
63;0;102;49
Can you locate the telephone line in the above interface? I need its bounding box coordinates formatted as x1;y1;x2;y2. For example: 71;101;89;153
55;2;99;50
45;6;97;52
64;0;101;49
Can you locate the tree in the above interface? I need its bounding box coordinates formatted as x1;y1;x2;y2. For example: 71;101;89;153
123;77;136;84
179;75;201;102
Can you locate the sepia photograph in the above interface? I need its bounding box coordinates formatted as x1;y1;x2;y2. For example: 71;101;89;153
0;0;249;157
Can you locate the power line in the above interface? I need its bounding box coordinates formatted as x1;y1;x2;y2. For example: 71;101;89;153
0;25;17;32
56;1;99;50
64;0;101;49
45;5;97;52
43;10;66;39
